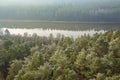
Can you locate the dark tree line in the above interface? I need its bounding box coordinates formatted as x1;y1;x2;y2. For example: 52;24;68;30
0;0;120;22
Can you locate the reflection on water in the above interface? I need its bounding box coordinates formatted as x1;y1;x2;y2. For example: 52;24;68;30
2;28;105;38
0;22;120;38
0;22;120;30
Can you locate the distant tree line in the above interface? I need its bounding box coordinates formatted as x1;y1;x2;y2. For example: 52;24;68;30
0;0;120;22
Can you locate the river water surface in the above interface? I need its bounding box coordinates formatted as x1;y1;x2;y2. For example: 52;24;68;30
0;21;120;38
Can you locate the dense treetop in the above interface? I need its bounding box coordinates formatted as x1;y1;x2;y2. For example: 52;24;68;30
0;30;120;80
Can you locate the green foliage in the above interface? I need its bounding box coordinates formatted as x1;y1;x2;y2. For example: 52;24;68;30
50;50;68;67
0;50;8;66
2;39;13;49
0;30;120;80
6;60;22;80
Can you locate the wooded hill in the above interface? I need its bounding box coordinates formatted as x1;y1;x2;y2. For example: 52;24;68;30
0;0;120;22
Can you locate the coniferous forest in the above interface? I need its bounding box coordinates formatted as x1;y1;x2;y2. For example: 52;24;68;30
0;30;120;80
0;0;120;22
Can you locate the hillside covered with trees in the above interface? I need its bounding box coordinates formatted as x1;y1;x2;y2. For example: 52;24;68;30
0;0;120;22
0;30;120;80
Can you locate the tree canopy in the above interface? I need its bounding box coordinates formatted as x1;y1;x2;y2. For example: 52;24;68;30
0;30;120;80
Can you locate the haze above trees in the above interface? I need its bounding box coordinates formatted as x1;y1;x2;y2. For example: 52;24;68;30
0;0;120;22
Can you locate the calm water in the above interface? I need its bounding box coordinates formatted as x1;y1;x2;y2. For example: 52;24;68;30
2;28;105;38
0;21;120;38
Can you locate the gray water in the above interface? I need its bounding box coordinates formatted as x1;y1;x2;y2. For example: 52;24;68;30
2;28;105;38
0;21;120;38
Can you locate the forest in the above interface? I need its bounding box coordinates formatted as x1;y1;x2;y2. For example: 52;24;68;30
0;0;120;22
0;30;120;80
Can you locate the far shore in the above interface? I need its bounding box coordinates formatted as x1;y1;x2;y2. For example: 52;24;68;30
0;20;120;24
